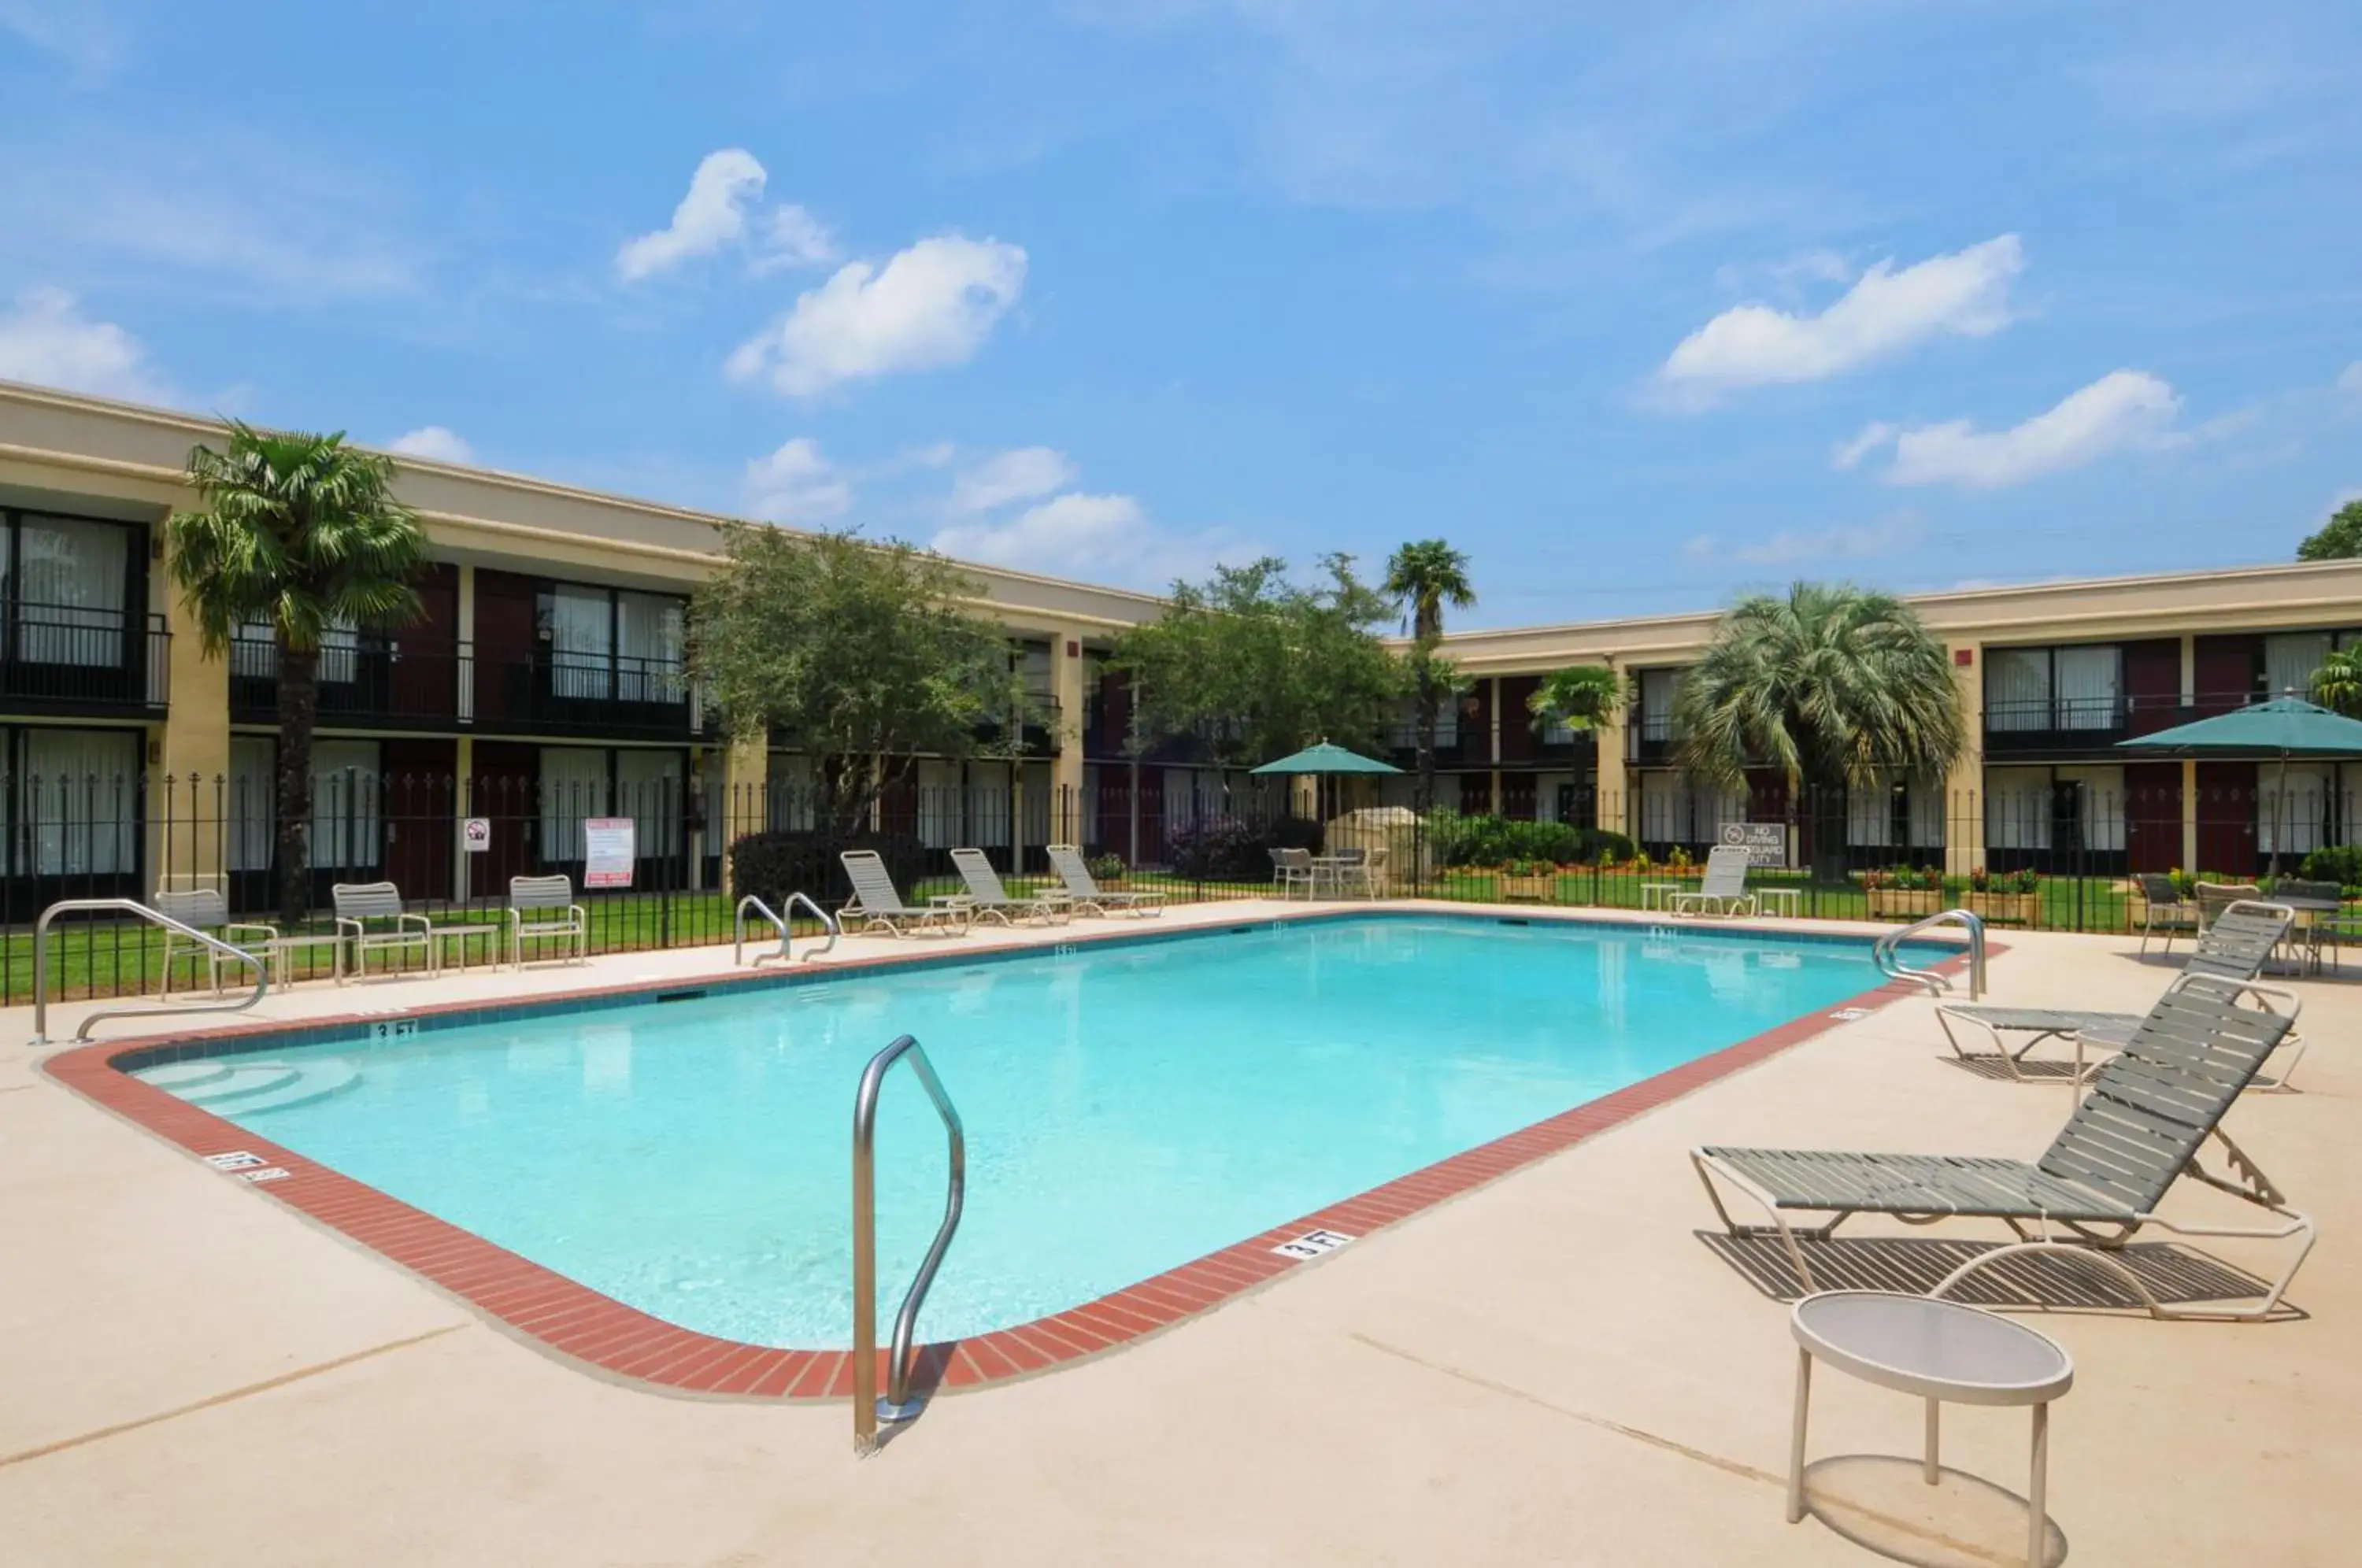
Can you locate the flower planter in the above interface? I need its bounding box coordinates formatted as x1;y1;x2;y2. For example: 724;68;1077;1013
1966;890;2039;926
1865;887;1943;919
1497;874;1555;902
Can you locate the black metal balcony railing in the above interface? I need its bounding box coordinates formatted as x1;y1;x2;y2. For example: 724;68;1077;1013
231;632;469;727
1983;690;2267;753
1386;721;1473;763
476;648;695;738
0;608;168;713
231;634;699;739
1627;712;1676;762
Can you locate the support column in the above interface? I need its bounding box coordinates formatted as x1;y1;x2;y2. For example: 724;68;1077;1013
1489;675;1504;812
1944;641;1984;877
1595;658;1629;838
152;583;231;897
452;733;476;899
1050;628;1088;843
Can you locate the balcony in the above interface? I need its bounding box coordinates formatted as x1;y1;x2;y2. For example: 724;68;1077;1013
475;648;697;740
1627;712;1676;765
1983;690;2257;756
0;608;169;716
231;632;466;729
1386;722;1476;767
231;634;702;740
978;691;1062;757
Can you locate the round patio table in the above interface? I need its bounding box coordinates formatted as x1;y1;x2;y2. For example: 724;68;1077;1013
1788;1291;2073;1566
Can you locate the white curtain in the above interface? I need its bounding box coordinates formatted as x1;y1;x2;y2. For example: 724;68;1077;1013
1639;669;1680;740
616;591;684;704
2265;633;2331;704
2260;764;2334;856
1986;770;2051;851
16;516;128;666
1909;771;1947;850
916;760;962;849
22;729;138;874
229;736;274;874
1639;771;1685;841
615;748;681;859
2056;765;2127;852
1985;649;2049;730
541;746;609;862
231;616;358;683
548;586;613;700
308;740;381;872
2053;645;2121;730
1846;774;1897;848
320;618;361;686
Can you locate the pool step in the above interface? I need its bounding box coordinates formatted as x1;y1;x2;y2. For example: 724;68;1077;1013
138;1058;361;1115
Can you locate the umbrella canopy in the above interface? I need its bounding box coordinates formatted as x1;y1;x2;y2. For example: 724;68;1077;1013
1249;741;1402;775
2115;695;2362;756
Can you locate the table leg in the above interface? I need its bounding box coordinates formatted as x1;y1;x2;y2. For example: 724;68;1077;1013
1924;1396;1940;1485
2027;1401;2049;1566
1786;1348;1812;1523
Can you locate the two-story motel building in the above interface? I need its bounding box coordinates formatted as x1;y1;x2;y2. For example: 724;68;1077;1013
2;376;2357;902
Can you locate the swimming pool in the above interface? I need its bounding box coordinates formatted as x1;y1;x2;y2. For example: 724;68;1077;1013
130;914;1901;1352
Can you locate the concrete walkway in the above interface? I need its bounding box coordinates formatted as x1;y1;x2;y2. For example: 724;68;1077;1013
2;906;2354;1565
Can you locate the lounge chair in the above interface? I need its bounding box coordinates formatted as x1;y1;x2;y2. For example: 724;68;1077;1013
2196;881;2260;933
1269;846;1315;900
332;881;436;983
1695;974;2313;1320
1667;844;1757;917
950;848;1069;926
1046;843;1165;917
508;875;589;967
838;850;966;937
152;888;280;995
2134;872;2198;956
1934;901;2305;1089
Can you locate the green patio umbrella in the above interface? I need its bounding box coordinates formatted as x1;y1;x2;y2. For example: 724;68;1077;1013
2116;695;2362;874
1248;741;1403;776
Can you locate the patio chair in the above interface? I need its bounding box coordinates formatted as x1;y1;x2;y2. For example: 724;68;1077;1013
1695;974;2312;1320
508;875;589;968
2134;873;2198;956
2196;881;2260;933
1337;845;1390;899
1046;843;1166;918
951;848;1068;925
1269;846;1315;900
1934;901;2306;1089
152;888;279;997
838;850;966;937
331;881;436;984
1666;844;1757;917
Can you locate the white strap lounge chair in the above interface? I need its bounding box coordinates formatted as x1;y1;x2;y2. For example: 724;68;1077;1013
1934;902;2305;1089
331;881;437;983
1697;974;2312;1321
1666;845;1757;917
152;888;280;995
1046;843;1165;917
950;848;1068;925
508;875;589;967
838;850;966;937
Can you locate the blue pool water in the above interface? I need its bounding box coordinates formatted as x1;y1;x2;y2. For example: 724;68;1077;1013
143;915;1890;1347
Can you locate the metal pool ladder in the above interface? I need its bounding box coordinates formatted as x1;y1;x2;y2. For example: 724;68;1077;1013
735;891;839;967
1872;908;1986;1000
851;1033;965;1456
29;897;271;1048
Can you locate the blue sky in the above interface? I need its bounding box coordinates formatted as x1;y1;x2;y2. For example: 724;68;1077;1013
2;2;2358;626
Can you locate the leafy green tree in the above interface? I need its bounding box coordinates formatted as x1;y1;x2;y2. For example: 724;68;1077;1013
2312;646;2362;716
2297;499;2362;560
170;424;428;923
1383;539;1477;813
691;526;1036;838
1672;582;1965;879
1109;554;1405;772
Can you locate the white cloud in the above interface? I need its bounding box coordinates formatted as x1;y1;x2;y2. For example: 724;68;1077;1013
742;437;853;524
726;235;1027;398
1682;508;1923;568
387;425;474;464
2337;361;2362;397
0;287;168;402
932;491;1243;590
1830;421;1897;471
1657;235;2025;405
0;1;121;76
616;149;835;281
1875;371;2182;489
950;446;1077;513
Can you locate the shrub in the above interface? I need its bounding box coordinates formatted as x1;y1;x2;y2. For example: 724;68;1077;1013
1164;815;1324;882
1863;865;1943;891
2298;844;2362;889
1087;852;1127;882
728;829;925;909
1969;866;2038;894
1427;812;1590;868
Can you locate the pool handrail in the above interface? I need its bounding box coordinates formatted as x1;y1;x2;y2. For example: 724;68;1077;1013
851;1033;965;1455
734;891;839;967
1872;908;1986;1000
31;897;270;1048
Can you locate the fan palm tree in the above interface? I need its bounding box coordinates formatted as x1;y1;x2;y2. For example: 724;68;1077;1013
2311;646;2362;717
1383;539;1475;813
1672;582;1964;881
170;424;429;923
1529;665;1620;734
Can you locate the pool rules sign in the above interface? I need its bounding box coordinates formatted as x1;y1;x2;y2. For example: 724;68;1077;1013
461;817;491;853
583;817;636;889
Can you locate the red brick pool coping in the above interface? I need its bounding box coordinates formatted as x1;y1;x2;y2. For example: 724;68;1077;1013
40;908;1990;1403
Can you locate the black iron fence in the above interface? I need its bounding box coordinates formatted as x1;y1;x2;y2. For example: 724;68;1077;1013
8;770;2353;1004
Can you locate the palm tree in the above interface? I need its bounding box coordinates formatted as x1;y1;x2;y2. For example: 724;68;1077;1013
170;424;429;923
1672;582;1964;882
2312;646;2362;717
1529;665;1620;733
1383;540;1475;814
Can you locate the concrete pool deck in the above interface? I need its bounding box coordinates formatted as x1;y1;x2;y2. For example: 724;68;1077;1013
2;902;2355;1565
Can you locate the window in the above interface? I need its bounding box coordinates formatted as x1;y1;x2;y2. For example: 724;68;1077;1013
13;515;130;667
229;737;274;874
21;728;138;874
546;586;613;701
1986;769;2050;850
615;748;683;858
540;747;611;863
1638;669;1681;741
2053;645;2122;730
616;591;685;703
2260;763;2335;856
1985;649;2049;730
2265;633;2333;704
307;740;381;872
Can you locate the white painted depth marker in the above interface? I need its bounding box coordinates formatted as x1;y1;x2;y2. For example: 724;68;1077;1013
1272;1228;1356;1261
238;1167;291;1184
203;1151;267;1171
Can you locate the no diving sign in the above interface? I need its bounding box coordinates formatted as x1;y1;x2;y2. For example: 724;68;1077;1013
462;817;491;853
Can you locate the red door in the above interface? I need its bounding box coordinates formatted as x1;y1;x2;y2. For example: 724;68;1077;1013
2123;760;2182;873
379;739;456;901
472;570;540;727
2194;760;2257;878
468;741;539;897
